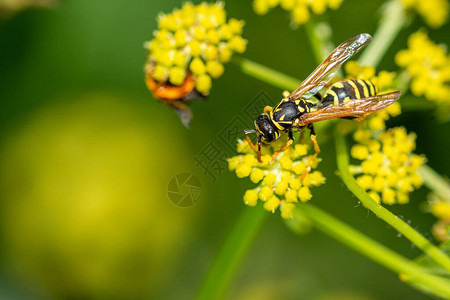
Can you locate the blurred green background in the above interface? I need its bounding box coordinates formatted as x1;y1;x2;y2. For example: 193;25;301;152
0;0;449;299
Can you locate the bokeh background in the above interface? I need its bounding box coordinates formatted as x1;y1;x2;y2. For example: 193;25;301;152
0;0;449;299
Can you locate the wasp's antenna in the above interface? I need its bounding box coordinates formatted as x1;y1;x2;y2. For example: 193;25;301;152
244;129;259;153
244;129;257;134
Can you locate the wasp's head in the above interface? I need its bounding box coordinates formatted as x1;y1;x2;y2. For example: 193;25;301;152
255;114;280;143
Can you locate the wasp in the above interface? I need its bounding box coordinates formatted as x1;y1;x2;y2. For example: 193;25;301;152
244;33;401;168
145;62;205;128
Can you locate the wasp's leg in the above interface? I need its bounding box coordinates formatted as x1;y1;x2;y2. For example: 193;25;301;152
263;106;273;114
244;129;258;151
257;135;263;163
302;124;321;178
270;131;294;164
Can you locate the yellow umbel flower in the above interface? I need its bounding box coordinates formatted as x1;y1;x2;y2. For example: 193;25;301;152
144;2;247;95
395;30;450;106
253;0;343;25
399;0;449;28
229;139;325;219
350;127;425;205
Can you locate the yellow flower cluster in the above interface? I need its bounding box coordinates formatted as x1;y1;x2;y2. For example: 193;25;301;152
344;61;402;131
228;138;325;219
350;127;425;205
399;0;449;28
253;0;343;24
395;30;450;105
145;2;247;95
430;197;450;241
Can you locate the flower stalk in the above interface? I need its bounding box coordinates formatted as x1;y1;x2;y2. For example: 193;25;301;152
334;129;450;272
295;204;450;298
358;0;407;67
196;206;268;300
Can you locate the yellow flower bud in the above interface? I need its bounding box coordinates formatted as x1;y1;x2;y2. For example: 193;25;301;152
193;26;206;41
189;57;206;75
195;74;212;94
356;175;373;190
289;177;302;190
218;44;232;62
259;185;274;201
174;29;188;47
285;189;298;202
206;29;220;44
228;35;247;53
228;18;244;34
244;189;259;206
373;176;386;192
275;180;289;195
168;66;186;85
281;203;296;219
264;196;280;212
189;40;202;57
298;186;312;202
250;168;265;183
382;188;396;205
263;173;277;185
204;44;218;60
310;0;327;15
351;144;369;160
206;60;224;78
152;64;169;82
292;4;310;24
236;164;252;178
219;24;233;40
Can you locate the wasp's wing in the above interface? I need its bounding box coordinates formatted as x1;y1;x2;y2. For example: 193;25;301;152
297;91;401;126
288;33;372;101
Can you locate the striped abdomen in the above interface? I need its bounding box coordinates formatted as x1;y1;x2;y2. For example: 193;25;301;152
320;79;378;107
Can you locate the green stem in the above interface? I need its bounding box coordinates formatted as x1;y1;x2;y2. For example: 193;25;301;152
418;165;450;202
296;204;450;298
231;56;299;91
334;129;450;272
358;0;407;68
196;206;268;300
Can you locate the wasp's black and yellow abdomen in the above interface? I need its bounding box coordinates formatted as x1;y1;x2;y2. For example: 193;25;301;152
320;79;378;107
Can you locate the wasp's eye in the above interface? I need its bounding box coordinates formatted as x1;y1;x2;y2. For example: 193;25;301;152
255;115;278;143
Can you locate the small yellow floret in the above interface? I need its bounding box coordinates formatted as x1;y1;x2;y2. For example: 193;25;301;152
275;181;289;195
236;164;252;178
244;189;259;206
281;203;296;219
259;185;274;201
264;196;281;212
285;189;298;202
195;74;212;94
263;173;277;185
228;36;247;53
351;144;369;160
298;186;312;202
206;60;224;78
168;66;186;85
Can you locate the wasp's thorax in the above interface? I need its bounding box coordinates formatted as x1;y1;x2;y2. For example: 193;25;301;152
255;114;280;143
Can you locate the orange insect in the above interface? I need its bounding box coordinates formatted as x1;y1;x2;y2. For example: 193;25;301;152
145;62;205;128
